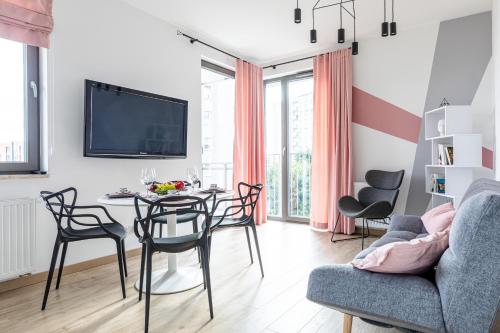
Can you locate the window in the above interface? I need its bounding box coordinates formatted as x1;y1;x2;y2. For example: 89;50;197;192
0;38;40;173
265;72;313;222
201;61;235;189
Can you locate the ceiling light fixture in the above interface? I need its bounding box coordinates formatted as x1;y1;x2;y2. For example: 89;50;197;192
310;6;317;43
381;0;389;37
295;0;302;23
338;0;345;43
352;0;358;55
390;0;397;35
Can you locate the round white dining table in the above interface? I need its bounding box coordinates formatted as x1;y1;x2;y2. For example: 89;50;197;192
97;190;233;295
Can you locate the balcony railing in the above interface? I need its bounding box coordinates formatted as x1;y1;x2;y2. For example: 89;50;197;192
203;152;311;220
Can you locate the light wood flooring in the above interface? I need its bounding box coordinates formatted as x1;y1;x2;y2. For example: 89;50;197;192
0;221;398;333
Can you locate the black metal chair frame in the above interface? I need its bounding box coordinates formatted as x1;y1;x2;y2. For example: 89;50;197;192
133;194;214;333
40;187;127;310
210;182;264;278
331;170;404;249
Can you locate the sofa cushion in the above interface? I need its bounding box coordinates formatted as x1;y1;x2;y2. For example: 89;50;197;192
306;264;446;333
421;202;455;234
436;191;500;333
351;229;450;274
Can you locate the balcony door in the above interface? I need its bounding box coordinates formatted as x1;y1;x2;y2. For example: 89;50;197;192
265;73;313;222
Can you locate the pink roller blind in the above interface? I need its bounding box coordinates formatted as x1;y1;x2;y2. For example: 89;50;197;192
0;0;53;48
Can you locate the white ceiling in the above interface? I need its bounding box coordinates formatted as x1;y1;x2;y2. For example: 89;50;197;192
120;0;491;65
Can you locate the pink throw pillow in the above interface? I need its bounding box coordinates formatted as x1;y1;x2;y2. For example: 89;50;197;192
351;229;450;274
421;202;455;234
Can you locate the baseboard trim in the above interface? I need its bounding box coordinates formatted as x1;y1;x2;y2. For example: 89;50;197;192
0;248;142;294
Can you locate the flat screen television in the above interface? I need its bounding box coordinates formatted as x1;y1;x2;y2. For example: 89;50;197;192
84;80;188;159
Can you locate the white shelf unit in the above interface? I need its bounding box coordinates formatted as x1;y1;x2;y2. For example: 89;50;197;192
424;106;482;208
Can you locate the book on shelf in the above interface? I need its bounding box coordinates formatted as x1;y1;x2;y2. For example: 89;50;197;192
437;144;453;165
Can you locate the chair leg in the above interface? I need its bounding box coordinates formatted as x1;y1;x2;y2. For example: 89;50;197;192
202;244;214;319
159;223;162;238
199;246;207;290
245;226;254;264
55;241;68;290
121;239;128;277
361;219;365;250
250;224;264;278
42;238;61;310
145;243;153;333
115;240;126;299
331;213;341;242
139;243;146;301
343;314;353;333
193;220;201;263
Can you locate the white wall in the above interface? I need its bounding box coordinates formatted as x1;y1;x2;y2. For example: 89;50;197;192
0;0;234;274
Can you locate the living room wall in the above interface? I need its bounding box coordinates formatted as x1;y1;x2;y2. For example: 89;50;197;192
0;0;235;274
263;11;495;217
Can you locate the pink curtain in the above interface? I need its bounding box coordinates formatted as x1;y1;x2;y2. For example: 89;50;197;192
310;49;354;234
233;59;267;225
0;0;53;48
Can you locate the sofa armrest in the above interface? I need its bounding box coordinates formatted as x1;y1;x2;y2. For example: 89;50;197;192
388;215;425;234
306;264;445;333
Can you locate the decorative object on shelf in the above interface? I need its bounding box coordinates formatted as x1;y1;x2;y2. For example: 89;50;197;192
437;119;445;137
439;98;450;107
436;178;446;194
294;0;301;23
437;144;453;165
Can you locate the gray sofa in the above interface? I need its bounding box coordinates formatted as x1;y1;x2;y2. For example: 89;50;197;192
306;179;500;333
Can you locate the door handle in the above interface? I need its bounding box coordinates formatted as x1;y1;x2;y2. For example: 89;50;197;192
30;81;38;99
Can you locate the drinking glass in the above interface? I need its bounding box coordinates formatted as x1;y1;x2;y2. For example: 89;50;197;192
187;167;200;189
140;168;154;197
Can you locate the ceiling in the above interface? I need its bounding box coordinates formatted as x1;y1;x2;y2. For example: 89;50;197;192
120;0;492;65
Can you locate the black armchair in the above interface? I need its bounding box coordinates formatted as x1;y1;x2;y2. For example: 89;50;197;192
39;187;127;310
331;170;405;249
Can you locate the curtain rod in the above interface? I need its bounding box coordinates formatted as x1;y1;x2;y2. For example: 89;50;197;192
263;47;351;69
177;30;241;60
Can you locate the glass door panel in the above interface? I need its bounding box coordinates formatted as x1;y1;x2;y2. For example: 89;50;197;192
287;78;313;219
264;81;283;218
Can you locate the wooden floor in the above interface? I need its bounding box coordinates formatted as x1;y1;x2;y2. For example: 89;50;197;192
0;222;397;333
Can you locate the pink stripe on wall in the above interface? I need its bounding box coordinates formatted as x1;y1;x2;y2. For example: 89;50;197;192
482;147;493;169
352;87;421;143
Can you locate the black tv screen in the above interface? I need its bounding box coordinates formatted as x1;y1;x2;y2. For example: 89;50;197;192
84;80;188;158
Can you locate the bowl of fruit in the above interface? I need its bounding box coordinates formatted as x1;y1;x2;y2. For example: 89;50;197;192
148;181;186;196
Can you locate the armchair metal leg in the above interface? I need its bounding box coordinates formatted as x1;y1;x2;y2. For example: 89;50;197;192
331;213;368;247
245;226;254;264
42;237;61;310
343;314;353;333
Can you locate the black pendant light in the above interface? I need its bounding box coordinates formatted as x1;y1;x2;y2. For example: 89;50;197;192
310;29;317;43
294;0;301;23
310;9;317;43
338;1;345;43
390;0;397;35
381;0;389;37
352;0;358;55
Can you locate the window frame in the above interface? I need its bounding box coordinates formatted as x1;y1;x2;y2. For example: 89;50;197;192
0;44;40;174
264;71;313;223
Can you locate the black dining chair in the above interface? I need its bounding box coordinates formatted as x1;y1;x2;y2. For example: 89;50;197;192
39;187;127;310
210;182;264;277
133;194;214;333
331;169;405;249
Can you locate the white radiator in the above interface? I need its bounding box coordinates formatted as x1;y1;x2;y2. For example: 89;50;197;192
0;198;36;282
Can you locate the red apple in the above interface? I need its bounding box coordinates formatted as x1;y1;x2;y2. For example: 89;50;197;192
175;181;185;190
148;184;157;192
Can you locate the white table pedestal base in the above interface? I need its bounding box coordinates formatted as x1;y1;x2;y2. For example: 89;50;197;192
134;266;203;295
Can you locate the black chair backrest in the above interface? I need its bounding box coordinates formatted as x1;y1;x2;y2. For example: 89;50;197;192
134;195;212;247
237;182;263;217
358;170;404;211
40;187;78;234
